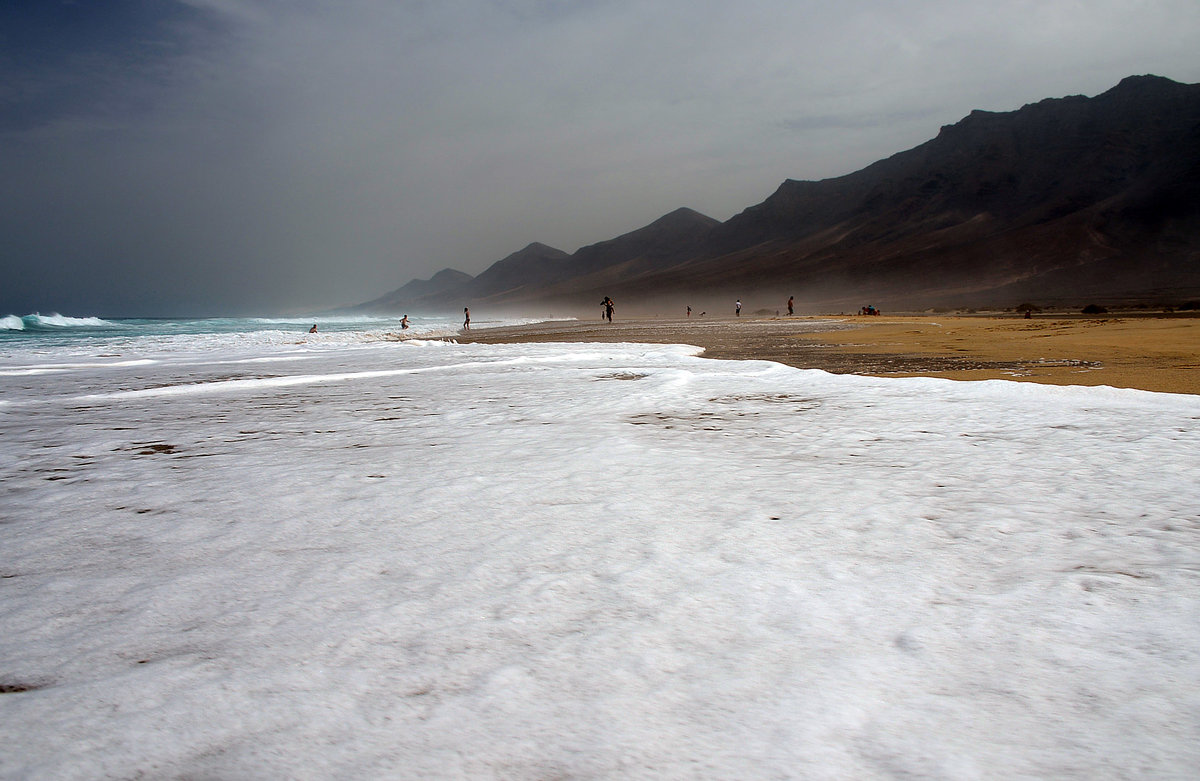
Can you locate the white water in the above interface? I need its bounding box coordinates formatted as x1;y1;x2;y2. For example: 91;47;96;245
2;334;1198;778
0;313;112;331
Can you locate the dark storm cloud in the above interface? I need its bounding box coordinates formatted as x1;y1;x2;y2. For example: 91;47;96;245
3;0;1199;315
0;1;226;131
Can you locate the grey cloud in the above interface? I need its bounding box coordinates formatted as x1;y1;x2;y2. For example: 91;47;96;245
3;0;1199;315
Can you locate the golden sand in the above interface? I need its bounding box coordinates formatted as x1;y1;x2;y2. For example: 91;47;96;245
795;315;1200;395
459;314;1200;395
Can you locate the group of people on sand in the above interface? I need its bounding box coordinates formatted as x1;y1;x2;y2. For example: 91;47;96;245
732;295;797;318
319;293;811;337
686;295;806;319
860;305;881;316
686;295;796;319
358;294;811;334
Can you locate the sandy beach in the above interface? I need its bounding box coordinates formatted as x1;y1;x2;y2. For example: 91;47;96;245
461;313;1200;395
6;322;1200;777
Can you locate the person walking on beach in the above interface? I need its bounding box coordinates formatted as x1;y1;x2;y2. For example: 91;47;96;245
687;305;691;317
735;300;741;317
601;296;614;323
787;296;794;316
463;307;470;330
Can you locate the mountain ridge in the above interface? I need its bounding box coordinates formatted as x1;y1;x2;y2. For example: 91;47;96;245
359;75;1200;314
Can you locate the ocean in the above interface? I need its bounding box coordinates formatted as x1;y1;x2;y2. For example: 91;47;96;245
2;311;1199;777
0;311;512;357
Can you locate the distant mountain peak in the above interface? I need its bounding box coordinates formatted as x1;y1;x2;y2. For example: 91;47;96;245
1112;73;1181;90
428;267;473;284
510;242;568;258
348;267;473;312
651;206;719;226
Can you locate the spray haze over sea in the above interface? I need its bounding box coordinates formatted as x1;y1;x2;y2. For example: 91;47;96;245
2;310;1199;777
0;311;507;356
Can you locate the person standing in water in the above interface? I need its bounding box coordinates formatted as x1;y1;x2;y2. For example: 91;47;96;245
308;324;318;333
787;296;794;316
463;307;471;330
400;315;409;330
735;300;741;317
601;297;614;323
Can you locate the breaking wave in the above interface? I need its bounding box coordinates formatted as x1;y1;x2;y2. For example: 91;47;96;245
1;313;113;331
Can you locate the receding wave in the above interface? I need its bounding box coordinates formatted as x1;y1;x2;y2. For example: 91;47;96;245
1;313;113;331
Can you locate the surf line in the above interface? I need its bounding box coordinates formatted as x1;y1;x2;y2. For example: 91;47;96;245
71;358;537;402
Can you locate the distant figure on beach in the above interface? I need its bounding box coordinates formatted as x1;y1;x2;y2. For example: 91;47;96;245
687;306;691;317
308;324;318;333
601;296;614;323
401;315;409;330
463;307;470;330
735;300;741;317
787;296;794;316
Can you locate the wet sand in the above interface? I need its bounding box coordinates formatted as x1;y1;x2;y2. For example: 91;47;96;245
460;314;1200;395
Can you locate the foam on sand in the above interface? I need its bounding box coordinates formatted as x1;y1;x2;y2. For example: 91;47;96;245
2;339;1198;778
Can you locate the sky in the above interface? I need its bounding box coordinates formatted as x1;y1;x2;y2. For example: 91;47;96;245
2;0;1199;317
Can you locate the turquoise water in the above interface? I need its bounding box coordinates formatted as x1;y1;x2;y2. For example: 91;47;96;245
2;313;415;339
0;312;507;362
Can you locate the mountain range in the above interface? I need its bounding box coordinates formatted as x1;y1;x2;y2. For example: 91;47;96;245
354;75;1200;315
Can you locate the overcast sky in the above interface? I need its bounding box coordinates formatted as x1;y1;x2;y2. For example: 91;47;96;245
3;0;1199;316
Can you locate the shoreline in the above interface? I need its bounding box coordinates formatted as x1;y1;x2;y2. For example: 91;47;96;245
458;313;1200;395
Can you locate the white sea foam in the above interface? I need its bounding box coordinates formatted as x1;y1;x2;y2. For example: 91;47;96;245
0;312;113;329
1;338;1197;778
35;313;111;327
0;312;547;367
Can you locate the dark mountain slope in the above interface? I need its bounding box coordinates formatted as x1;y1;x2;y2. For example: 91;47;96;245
612;75;1200;308
350;267;473;312
407;207;721;309
456;242;572;300
520;207;721;300
361;75;1200;313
